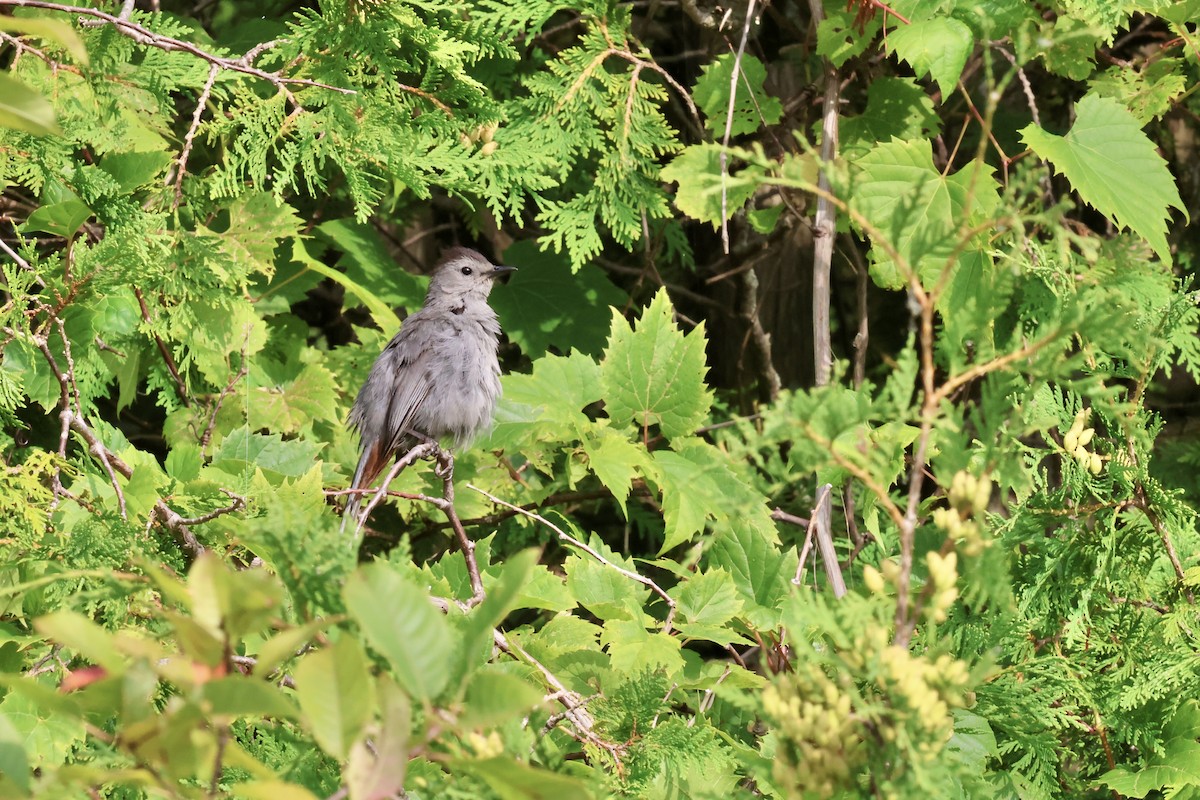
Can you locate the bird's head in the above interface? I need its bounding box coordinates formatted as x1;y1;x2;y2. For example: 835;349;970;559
426;247;515;305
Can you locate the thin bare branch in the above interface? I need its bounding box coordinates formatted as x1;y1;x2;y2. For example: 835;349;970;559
719;0;757;254
468;483;678;633
0;0;356;94
135;288;190;407
807;0;840;387
172;63;220;205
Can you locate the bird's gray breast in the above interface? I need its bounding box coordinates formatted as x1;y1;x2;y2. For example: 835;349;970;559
410;310;502;446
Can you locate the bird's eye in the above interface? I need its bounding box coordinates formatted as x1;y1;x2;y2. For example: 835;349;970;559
461;266;473;276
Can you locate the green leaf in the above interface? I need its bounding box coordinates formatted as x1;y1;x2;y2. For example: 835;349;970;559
601;288;713;440
165;443;203;482
491;241;625;358
649;440;775;553
22;186;91;238
515;566;577;613
599;618;685;675
456;756;595;800
706;524;796;631
0;690;84;767
1020;93;1187;262
252;362;339;433
887;17;973;98
670;569;743;628
315;219;427;309
692;53;782;137
563;538;651;621
208;427;322;482
840;77;939;158
849;138;999;289
460;671;546;729
0;713;31;795
346;677;410;800
293;637;374;761
661;144;763;227
290;239;402;334
0;16;88;63
0;74;60;137
201;676;299;720
450;549;539;694
98;150;172;192
816;5;882;66
343;563;453;702
582;427;645;516
34;611;125;672
498;350;602;440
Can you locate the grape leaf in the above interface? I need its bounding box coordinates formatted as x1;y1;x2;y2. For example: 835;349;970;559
887;18;973;98
1021;93;1187;263
600;288;713;440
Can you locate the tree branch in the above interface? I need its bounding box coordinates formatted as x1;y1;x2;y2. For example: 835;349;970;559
468;484;678;633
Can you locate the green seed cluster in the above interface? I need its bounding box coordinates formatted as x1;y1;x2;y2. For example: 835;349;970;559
761;668;865;798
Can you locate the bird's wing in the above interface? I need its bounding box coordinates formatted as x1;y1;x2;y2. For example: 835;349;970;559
343;316;439;533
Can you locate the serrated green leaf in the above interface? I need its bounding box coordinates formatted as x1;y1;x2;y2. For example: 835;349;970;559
816;6;882;66
344;563;453;702
692;53;782;137
252;362;339;433
498;350;602;442
0;690;84;767
650;440;775;553
294;637;373;761
599;618;684;675
1020;93;1187;262
671;569;743;628
491;241;626;357
706;525;796;631
840;77;939;158
515;566;576;613
165;443;203;482
601;288;712;440
207;427;321;481
563;536;650;621
849;137;999;289
887;18;972;98
582;427;645;516
660;144;764;227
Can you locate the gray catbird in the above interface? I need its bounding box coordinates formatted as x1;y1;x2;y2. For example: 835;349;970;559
342;246;514;531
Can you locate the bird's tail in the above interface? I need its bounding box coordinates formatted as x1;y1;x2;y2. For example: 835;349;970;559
341;440;387;535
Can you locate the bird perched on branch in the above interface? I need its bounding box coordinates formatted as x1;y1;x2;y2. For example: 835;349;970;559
342;246;515;532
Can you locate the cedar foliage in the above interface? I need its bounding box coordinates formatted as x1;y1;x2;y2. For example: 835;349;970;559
1;0;1199;798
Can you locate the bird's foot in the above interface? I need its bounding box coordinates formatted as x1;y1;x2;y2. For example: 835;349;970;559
434;450;455;481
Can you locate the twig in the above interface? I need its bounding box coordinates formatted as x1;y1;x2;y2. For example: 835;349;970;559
842;234;870;387
134;288;190;407
351;442;438;539
468;483;678;633
0;0;356;95
175;489;246;527
811;484;846;597
172;63;220;206
493;629;625;767
739;268;781;401
808;0;840;387
718;0;757;254
436;450;484;605
200;362;248;453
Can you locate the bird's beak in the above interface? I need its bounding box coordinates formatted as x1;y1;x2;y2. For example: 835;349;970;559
489;265;517;281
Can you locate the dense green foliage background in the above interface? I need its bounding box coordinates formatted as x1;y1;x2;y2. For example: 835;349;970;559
2;0;1200;797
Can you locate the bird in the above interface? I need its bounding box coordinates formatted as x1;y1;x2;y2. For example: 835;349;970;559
342;246;515;533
